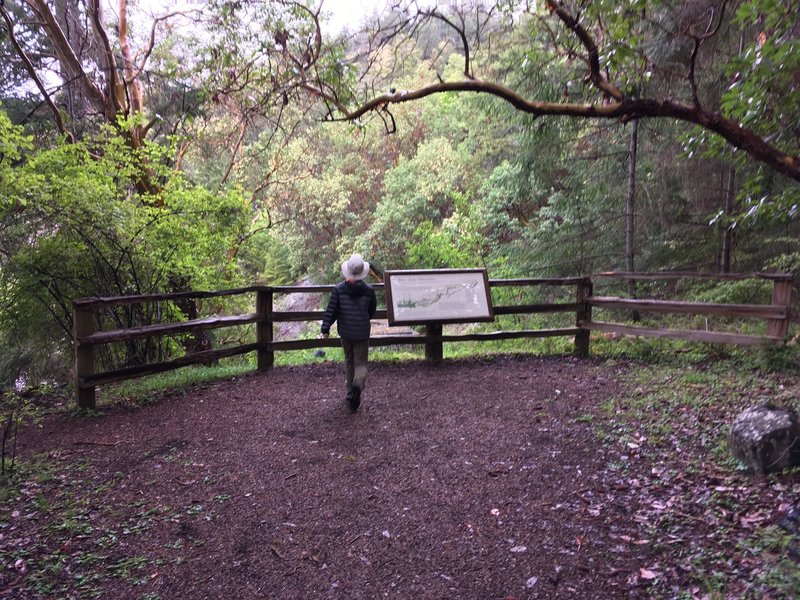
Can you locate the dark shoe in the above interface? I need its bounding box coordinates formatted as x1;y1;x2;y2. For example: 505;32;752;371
349;385;361;412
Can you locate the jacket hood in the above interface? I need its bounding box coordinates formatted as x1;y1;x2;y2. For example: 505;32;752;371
343;280;369;296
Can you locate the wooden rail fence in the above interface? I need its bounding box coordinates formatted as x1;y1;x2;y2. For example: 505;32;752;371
586;271;793;345
73;273;793;409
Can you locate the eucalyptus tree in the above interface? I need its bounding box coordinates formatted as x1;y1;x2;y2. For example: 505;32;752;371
0;0;357;259
0;0;350;383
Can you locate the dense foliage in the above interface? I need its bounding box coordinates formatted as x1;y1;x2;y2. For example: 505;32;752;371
0;0;797;387
0;113;250;382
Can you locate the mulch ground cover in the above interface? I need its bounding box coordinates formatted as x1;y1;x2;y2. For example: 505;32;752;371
2;354;798;599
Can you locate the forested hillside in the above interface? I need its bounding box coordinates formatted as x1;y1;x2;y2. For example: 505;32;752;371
1;0;798;388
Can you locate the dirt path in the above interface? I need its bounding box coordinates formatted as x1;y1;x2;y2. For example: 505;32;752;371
5;355;778;599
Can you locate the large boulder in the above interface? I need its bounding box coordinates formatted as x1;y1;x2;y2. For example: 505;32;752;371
728;404;800;474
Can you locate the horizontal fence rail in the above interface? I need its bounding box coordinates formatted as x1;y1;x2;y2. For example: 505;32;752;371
585;272;793;346
72;273;793;409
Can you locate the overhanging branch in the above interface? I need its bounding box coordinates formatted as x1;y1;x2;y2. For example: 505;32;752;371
315;0;799;183
324;78;799;182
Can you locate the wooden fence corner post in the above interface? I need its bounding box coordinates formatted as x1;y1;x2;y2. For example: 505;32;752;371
73;303;96;410
575;277;593;357
767;278;793;341
256;288;274;370
425;323;443;363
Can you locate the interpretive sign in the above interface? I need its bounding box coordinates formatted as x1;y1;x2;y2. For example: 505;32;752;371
384;269;494;325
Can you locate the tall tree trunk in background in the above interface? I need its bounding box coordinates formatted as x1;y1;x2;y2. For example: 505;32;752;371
720;31;747;273
721;165;735;273
626;119;640;321
54;0;88;125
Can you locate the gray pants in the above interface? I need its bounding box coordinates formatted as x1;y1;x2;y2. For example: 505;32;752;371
341;338;369;392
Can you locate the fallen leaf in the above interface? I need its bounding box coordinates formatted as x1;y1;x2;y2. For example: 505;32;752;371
639;567;660;580
740;511;769;528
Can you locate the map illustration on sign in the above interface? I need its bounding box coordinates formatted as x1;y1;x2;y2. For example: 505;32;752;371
385;269;494;325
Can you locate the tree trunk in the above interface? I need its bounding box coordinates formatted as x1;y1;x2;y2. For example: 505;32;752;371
54;0;88;123
30;0;107;115
626;119;640;321
721;165;735;273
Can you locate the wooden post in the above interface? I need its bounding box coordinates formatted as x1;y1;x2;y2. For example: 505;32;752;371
575;277;593;357
767;279;793;340
425;324;443;363
256;288;274;370
73;304;96;409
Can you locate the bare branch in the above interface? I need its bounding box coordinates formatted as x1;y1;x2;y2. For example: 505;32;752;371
292;1;323;65
544;0;623;101
376;104;397;134
419;8;473;78
1;4;73;141
217;120;248;192
686;1;728;107
226;222;277;261
126;10;202;85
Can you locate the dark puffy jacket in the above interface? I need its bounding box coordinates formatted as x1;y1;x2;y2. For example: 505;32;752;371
321;280;377;341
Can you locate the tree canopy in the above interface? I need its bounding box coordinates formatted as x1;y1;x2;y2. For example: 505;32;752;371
0;0;797;387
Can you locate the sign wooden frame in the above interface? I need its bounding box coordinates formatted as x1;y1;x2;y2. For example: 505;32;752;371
384;269;494;325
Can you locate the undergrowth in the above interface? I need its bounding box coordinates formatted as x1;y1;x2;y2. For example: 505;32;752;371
594;358;800;598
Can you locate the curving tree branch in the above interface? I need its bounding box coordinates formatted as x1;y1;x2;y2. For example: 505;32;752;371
685;0;728;108
419;7;474;78
544;0;623;101
311;0;799;182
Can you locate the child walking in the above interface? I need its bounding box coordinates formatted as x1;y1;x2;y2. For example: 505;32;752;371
321;253;377;412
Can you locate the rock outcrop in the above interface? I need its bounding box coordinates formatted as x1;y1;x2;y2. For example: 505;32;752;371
728;404;800;474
